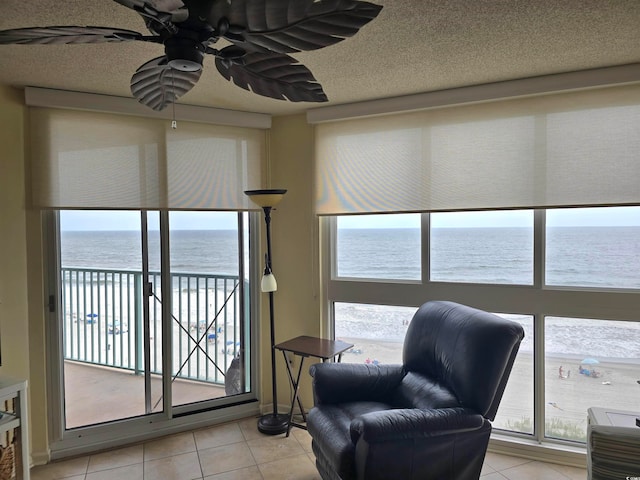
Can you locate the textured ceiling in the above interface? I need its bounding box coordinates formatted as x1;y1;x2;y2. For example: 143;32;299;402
0;0;639;116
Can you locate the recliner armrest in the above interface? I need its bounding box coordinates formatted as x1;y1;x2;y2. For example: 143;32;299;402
310;363;405;405
350;407;485;444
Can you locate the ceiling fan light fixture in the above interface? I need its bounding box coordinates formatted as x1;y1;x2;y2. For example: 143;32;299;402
164;37;204;72
168;58;202;72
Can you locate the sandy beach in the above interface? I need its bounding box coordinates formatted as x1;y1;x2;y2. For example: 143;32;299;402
338;337;640;441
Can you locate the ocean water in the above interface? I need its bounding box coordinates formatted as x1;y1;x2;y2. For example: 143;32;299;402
61;227;640;359
63;227;640;288
334;226;640;360
337;226;640;288
61;229;240;275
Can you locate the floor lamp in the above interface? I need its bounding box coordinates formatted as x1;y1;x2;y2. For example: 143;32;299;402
245;188;289;435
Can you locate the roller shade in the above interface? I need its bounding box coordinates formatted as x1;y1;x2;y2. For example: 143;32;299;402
315;84;640;215
30;107;264;210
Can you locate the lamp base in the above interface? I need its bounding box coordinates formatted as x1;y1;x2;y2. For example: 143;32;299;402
257;413;289;435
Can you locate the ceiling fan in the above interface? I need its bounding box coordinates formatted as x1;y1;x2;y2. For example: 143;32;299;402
0;0;382;111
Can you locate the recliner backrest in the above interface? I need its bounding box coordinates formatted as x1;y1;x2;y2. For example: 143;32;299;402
402;301;524;420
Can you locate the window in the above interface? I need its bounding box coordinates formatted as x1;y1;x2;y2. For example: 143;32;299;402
334;302;416;364
546;207;640;289
317;81;640;459
430;211;533;284
492;315;534;435
324;208;639;450
336;214;420;280
544;316;640;442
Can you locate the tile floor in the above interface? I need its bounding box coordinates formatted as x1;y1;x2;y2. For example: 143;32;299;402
64;361;226;428
30;416;588;480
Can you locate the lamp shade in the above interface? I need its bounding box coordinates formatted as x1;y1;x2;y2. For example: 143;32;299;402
244;189;287;208
261;273;278;292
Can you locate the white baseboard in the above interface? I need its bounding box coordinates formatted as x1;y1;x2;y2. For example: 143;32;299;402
489;433;587;469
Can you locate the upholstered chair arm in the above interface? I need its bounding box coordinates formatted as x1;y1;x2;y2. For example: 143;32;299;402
310;363;405;405
350;407;485;444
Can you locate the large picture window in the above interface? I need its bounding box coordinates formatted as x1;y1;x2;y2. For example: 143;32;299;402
319;82;640;459
326;206;640;450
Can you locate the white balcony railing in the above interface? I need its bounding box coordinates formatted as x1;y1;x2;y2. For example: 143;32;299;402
61;267;244;386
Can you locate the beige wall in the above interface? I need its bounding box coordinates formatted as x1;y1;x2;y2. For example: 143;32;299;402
264;114;321;408
0;85;49;461
0;89;321;460
0;85;29;378
0;86;29;380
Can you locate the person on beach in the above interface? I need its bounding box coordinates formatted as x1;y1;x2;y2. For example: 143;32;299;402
559;366;564;378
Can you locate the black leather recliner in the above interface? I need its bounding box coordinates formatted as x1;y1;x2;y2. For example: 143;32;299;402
307;301;525;480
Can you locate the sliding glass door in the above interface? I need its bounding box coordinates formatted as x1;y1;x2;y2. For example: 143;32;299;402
50;209;254;452
167;211;249;411
60;210;150;427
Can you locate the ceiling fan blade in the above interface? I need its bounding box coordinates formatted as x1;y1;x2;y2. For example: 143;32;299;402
113;0;187;36
112;0;188;23
0;26;146;45
130;56;202;111
217;0;382;54
215;51;327;103
208;0;316;31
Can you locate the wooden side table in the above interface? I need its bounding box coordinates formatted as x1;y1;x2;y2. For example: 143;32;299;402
274;336;353;437
0;378;29;480
587;407;640;480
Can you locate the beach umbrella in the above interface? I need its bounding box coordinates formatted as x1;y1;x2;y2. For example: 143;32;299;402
581;357;599;365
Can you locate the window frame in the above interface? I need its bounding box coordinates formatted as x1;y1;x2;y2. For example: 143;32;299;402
321;209;639;460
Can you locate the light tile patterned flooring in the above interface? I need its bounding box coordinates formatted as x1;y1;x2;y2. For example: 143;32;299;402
31;416;588;480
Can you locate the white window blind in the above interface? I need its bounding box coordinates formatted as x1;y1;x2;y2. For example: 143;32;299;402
30;108;264;210
315;84;640;215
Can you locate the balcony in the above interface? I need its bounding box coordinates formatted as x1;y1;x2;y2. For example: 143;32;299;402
61;267;246;429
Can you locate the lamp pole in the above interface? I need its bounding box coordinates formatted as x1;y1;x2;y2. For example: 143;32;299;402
245;189;289;435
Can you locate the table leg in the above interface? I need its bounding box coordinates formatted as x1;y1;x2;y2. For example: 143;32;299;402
16;388;29;480
294;360;308;425
282;353;306;437
281;351;296;435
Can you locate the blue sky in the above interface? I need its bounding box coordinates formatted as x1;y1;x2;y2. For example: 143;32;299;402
338;207;640;229
60;211;239;231
60;207;640;231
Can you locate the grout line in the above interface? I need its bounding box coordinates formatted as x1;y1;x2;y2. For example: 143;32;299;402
545;462;581;480
35;423;587;480
194;448;204;479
